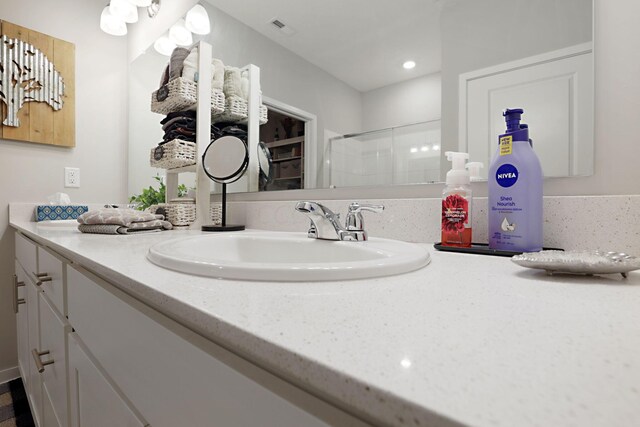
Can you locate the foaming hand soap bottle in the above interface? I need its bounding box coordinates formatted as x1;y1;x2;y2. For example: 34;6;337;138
488;108;543;252
441;151;472;247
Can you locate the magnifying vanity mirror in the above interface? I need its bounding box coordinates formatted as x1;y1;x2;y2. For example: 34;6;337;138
257;141;274;191
128;0;593;197
201;133;248;231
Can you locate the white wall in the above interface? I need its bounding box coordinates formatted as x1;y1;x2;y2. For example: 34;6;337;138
0;0;129;374
361;73;441;131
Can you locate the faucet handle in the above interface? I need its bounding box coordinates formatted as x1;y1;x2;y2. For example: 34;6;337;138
346;202;384;231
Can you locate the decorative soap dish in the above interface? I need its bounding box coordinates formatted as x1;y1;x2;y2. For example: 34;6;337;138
511;250;640;278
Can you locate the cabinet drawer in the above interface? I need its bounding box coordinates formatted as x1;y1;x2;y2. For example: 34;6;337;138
67;266;364;427
38;292;71;427
68;333;147;427
37;246;66;316
15;232;37;278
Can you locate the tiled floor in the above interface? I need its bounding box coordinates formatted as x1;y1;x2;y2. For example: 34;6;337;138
0;378;34;427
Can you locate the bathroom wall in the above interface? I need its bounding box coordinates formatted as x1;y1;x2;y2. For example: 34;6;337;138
361;73;441;131
0;0;129;378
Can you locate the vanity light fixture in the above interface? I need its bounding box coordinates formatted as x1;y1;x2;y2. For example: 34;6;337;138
421;146;429;152
410;147;418;153
402;60;416;70
433;144;440;151
185;4;211;35
169;18;193;46
126;0;152;6
154;34;176;56
100;6;128;36
110;0;138;23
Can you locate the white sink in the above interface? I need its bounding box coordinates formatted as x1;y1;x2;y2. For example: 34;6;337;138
147;231;430;281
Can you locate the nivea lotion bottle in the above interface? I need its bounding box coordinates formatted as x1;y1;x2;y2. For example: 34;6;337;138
488;109;543;252
442;151;472;247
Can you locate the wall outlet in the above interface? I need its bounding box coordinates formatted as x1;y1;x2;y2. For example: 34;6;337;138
64;167;80;188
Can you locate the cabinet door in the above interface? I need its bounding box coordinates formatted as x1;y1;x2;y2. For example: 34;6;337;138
15;232;37;279
68;333;147;427
38;293;71;427
15;262;30;382
37;247;66;316
26;275;43;427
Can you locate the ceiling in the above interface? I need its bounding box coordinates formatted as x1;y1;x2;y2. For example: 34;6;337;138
203;0;442;92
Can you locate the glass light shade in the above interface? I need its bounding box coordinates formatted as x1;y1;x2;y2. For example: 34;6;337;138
110;0;138;24
185;4;211;35
100;6;127;36
169;19;193;46
125;0;152;6
154;35;176;56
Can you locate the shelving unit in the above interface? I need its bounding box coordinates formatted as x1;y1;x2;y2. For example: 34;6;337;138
264;136;304;190
152;41;263;228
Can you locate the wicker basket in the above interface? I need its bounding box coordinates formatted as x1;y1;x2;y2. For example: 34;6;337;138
150;139;196;169
212;95;268;125
151;77;225;115
149;203;195;227
149;203;223;227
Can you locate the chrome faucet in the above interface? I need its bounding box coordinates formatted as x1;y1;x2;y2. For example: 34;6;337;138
295;201;384;241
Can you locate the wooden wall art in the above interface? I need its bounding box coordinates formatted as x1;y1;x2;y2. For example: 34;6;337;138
0;21;75;147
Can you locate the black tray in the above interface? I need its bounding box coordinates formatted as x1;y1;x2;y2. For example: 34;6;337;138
433;242;563;257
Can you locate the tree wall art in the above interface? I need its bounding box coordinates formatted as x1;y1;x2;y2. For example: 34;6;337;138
0;21;75;147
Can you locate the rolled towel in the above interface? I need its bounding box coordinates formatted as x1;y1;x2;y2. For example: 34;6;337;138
212;58;225;90
223;66;243;99
78;221;171;235
169;47;191;80
182;47;198;82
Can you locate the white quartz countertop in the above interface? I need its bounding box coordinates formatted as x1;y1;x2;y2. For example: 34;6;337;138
10;216;640;427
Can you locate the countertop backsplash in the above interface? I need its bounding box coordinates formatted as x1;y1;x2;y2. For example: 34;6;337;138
230;195;640;254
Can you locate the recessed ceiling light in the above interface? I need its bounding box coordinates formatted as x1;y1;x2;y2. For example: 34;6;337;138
403;60;416;70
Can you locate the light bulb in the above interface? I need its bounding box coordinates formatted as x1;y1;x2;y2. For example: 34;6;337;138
100;6;127;36
185;4;211;35
403;60;416;70
154;35;176;56
169;19;193;46
110;0;138;24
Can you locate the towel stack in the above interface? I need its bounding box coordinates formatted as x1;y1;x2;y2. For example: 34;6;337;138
77;208;173;235
159;110;222;144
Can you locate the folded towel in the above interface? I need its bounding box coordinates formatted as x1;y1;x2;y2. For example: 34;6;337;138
78;208;163;227
160;110;197;125
78;222;169;235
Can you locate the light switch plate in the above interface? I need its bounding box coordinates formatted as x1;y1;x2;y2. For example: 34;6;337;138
64;167;80;188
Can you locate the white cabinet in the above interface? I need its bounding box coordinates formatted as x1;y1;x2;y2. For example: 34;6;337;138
14;262;29;383
68;333;146;427
15;231;369;427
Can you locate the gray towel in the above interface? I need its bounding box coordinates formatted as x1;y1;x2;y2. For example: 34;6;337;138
78;224;164;235
169;47;191;80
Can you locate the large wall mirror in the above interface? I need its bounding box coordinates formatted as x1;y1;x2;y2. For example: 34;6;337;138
128;0;593;197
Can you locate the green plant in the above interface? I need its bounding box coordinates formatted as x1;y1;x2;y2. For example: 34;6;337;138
129;176;189;211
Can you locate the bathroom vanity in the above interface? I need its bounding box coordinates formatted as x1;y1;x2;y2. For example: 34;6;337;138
9;206;640;427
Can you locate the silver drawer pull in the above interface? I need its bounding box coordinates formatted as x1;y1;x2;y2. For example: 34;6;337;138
32;272;52;286
13;275;26;314
32;349;54;373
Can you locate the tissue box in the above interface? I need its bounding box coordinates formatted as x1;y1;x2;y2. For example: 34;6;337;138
36;205;88;222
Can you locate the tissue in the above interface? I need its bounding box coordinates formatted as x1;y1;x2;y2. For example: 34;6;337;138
36;193;88;221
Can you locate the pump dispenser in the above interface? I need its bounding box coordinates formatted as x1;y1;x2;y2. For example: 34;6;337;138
441;152;472;247
488;108;543;251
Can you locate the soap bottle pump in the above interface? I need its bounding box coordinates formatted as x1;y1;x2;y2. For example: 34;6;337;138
488;108;543;252
441;151;472;247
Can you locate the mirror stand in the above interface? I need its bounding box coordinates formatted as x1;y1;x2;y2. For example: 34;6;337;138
202;183;245;232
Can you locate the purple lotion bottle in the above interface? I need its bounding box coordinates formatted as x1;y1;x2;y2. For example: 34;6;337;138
488;108;543;252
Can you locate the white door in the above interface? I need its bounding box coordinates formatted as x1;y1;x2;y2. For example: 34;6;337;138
459;43;593;179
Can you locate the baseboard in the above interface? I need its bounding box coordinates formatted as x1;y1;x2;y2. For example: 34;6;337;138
0;366;20;384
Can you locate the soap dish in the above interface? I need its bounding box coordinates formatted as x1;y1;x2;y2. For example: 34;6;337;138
511;250;640;278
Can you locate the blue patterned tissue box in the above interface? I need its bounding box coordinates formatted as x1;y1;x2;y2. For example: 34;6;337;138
36;205;88;222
